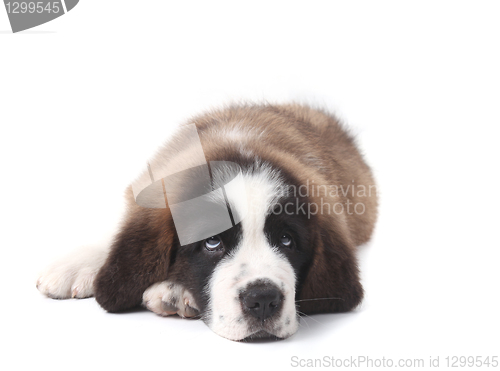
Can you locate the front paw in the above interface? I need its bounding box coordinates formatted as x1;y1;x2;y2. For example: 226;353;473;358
143;281;200;318
36;246;107;299
37;266;96;299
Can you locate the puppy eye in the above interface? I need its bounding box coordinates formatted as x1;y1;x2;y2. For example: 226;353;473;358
279;233;292;248
205;235;222;251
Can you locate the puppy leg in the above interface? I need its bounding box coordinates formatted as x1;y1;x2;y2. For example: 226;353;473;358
143;281;199;318
37;246;109;299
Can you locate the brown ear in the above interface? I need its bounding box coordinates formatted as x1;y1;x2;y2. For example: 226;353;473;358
94;206;176;312
297;215;363;315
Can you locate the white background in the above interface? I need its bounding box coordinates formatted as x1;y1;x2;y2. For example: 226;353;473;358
1;1;499;370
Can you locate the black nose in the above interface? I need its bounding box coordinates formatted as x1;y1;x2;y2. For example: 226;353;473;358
240;281;282;321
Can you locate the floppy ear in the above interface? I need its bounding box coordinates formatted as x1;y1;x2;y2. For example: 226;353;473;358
297;215;364;315
94;205;177;313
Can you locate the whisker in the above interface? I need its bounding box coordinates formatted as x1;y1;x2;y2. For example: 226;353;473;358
296;310;323;325
295;311;311;329
295;297;344;303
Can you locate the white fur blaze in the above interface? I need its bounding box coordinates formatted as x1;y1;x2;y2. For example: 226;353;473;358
205;168;300;340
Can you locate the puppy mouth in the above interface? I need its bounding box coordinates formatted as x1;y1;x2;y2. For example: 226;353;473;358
239;317;288;341
241;330;284;342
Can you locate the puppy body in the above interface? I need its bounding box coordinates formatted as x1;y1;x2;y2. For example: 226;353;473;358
38;104;377;340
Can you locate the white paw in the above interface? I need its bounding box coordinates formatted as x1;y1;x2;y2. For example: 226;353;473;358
143;281;200;318
36;246;108;299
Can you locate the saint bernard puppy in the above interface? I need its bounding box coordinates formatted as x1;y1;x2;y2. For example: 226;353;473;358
37;103;378;341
